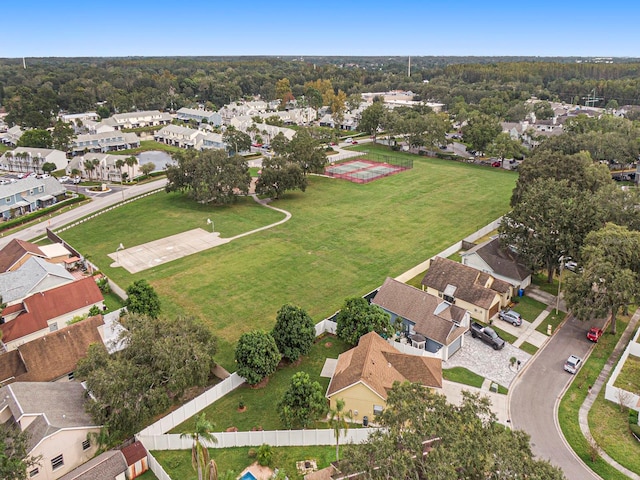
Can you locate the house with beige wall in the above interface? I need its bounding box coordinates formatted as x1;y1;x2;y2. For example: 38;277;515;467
461;237;532;290
421;256;512;323
0;382;101;479
326;331;442;422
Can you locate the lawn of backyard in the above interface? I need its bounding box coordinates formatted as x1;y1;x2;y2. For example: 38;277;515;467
153;445;337;480
59;152;516;369
170;336;351;434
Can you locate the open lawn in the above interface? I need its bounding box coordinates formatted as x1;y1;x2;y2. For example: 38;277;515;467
511;295;547;323
154;445;337;480
170;336;351;434
614;354;640;393
59;151;516;369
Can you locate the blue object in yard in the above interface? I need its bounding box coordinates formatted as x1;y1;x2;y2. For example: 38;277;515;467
518;288;524;297
240;472;258;480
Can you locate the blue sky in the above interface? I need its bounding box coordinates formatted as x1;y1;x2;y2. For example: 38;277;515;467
3;0;639;58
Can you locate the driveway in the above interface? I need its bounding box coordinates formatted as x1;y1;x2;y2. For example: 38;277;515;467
444;331;531;388
509;314;602;480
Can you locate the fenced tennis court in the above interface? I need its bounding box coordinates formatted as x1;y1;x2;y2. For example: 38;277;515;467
325;152;413;184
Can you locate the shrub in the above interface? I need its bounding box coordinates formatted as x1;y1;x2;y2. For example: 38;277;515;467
257;444;273;467
630;423;640;441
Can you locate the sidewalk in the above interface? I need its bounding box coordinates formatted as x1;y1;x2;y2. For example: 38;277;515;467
578;309;640;480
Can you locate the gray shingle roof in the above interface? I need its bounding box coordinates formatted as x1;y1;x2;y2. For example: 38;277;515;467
462;238;532;283
372;277;467;346
0;256;74;303
58;450;128;480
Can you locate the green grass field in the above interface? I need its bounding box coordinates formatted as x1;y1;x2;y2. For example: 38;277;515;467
59;152;516;369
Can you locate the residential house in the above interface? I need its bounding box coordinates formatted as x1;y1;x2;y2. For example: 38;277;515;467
0;276;104;350
420;256;513;323
0;238;76;273
229;116;296;142
218;101;270;124
176;107;222;126
58;450;127;480
0;125;24;146
605;326;640;421
0;382;101;480
66;153;133;182
121;441;149;479
0;256;75;306
153;124;204;149
72;131;140;156
461;237;532;290
102;110;172;130
0;147;68;173
200;132;226;150
326;331;442;421
0;177;67;220
0;315;105;384
60;112;100;124
372;277;470;360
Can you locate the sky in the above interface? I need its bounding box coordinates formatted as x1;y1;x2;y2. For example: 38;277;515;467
3;0;639;58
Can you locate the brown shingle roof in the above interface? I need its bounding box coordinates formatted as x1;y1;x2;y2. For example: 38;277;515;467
0;239;46;272
0;315;105;383
0;277;103;343
0;350;27;384
463;238;532;284
420;257;504;309
121;441;147;466
372;277;467;346
58;451;128;480
326;332;442;400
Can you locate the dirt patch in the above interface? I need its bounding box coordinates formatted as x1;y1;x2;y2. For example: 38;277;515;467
249;377;270;389
324;341;333;348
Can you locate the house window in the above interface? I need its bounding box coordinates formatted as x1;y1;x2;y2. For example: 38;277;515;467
82;439;90;450
5;198;9;203
51;454;64;470
68;371;75;381
373;405;384;416
443;294;455;303
29;468;39;477
49;322;58;332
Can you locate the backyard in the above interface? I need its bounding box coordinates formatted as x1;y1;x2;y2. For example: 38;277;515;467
59;151;516;369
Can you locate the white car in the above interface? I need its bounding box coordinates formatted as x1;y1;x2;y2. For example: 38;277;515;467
59;175;70;183
564;355;582;374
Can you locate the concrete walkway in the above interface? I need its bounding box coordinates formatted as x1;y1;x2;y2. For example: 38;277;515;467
512;305;555;348
578;309;640;480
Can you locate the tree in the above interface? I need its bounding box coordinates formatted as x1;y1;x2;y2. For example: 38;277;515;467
140;162;155;176
235;330;280;386
277;372;327;429
486;132;523;167
41;162;56;174
533;100;555;120
285;128;326;175
0;423;41;480
166;149;251;205
341;382;565;480
115;158;125;184
83;158;97;180
500;178;602;283
181;413;219;480
125;155;138;180
275;78;293;108
124;279;161;318
223;126;251;155
51;120;75;152
358;102;385;142
271;304;315;363
329;90;347;129
255;156;307;200
17;129;53;149
270;132;289;156
564;223;640;335
328;398;353;461
336;297;392;346
461;112;501;154
76;314;217;440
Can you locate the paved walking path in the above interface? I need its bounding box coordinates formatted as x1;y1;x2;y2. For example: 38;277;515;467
512;305;553;348
578;309;640;480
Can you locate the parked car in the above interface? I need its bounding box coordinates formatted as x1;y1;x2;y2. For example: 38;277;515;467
59;175;70;183
565;260;578;271
491;161;501;167
564;355;582;374
344;138;353;144
470;322;506;350
498;309;523;326
587;327;603;342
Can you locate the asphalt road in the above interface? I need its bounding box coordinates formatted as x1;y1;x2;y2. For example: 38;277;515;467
0;178;167;249
510;314;603;480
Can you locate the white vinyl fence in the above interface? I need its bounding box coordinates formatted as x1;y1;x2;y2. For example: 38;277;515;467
605;327;640;416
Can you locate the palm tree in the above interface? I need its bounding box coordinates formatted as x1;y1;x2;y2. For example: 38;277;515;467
125;155;138;181
328;398;353;461
83;159;96;181
115;158;125;185
4;151;13;171
181;413;218;480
